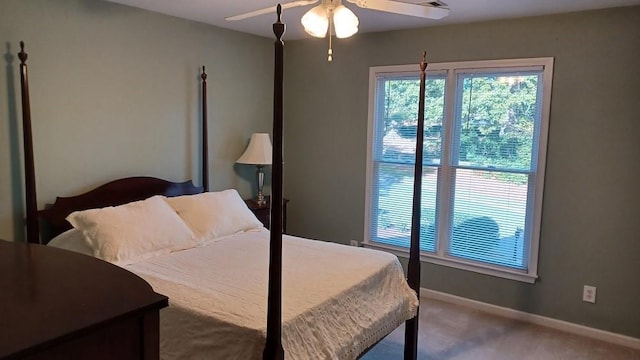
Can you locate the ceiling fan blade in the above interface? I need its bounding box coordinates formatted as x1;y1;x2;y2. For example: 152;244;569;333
225;0;319;21
346;0;449;19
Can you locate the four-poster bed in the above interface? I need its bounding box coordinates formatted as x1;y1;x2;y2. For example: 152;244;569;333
16;5;428;359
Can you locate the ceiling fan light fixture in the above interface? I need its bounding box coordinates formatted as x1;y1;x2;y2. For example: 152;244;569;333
301;5;329;38
333;5;359;38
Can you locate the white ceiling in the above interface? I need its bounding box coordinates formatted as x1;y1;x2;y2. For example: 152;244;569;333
104;0;640;40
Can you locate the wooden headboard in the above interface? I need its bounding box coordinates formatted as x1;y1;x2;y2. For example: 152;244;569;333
38;177;203;242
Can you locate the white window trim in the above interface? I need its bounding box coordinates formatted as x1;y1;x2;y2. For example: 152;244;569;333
364;57;554;283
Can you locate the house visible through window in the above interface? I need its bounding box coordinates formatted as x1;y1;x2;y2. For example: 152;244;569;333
365;58;553;282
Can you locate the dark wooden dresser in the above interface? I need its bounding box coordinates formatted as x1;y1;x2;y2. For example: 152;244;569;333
0;240;168;360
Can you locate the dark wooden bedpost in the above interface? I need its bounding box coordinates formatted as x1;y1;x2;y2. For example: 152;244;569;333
201;66;209;192
263;4;285;360
404;52;427;360
18;41;40;244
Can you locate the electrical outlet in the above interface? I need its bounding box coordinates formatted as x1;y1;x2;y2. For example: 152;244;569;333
583;285;596;303
350;240;359;247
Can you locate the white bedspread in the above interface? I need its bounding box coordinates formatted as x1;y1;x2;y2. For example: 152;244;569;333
125;229;418;360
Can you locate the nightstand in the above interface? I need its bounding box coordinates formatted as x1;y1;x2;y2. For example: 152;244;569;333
245;196;289;232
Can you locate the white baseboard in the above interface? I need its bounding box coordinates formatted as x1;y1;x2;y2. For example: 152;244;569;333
421;288;640;350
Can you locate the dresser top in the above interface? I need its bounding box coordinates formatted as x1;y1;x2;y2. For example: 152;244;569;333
0;240;168;359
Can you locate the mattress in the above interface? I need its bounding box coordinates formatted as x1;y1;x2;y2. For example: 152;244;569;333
125;229;418;360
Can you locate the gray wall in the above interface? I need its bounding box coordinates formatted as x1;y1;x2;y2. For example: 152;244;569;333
0;0;273;242
283;7;640;337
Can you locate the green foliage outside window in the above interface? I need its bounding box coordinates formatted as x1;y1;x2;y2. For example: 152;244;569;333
383;74;538;174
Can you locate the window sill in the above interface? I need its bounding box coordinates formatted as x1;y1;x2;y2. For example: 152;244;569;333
363;242;538;284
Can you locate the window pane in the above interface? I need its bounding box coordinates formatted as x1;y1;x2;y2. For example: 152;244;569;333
448;169;528;269
377;76;446;166
457;72;540;171
371;163;438;252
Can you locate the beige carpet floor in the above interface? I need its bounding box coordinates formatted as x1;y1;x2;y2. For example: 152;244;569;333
362;297;640;360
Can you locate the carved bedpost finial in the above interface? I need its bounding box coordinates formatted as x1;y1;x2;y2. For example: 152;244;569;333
273;4;285;41
201;66;207;81
420;51;427;72
18;41;27;64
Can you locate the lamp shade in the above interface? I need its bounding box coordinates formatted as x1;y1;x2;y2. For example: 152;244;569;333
301;5;329;38
236;133;272;165
333;5;358;39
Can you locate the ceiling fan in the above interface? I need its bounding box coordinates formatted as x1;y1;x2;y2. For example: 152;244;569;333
226;0;449;61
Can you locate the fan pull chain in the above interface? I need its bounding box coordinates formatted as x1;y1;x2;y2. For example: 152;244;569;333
328;10;333;62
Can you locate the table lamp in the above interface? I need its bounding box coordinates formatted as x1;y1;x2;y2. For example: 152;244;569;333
236;133;272;207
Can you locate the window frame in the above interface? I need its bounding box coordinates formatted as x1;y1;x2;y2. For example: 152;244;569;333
364;58;554;283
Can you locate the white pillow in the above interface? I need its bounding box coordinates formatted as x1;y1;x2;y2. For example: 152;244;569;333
66;195;197;265
47;228;93;256
164;189;263;243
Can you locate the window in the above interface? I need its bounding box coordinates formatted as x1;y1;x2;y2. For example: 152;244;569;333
365;58;553;283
